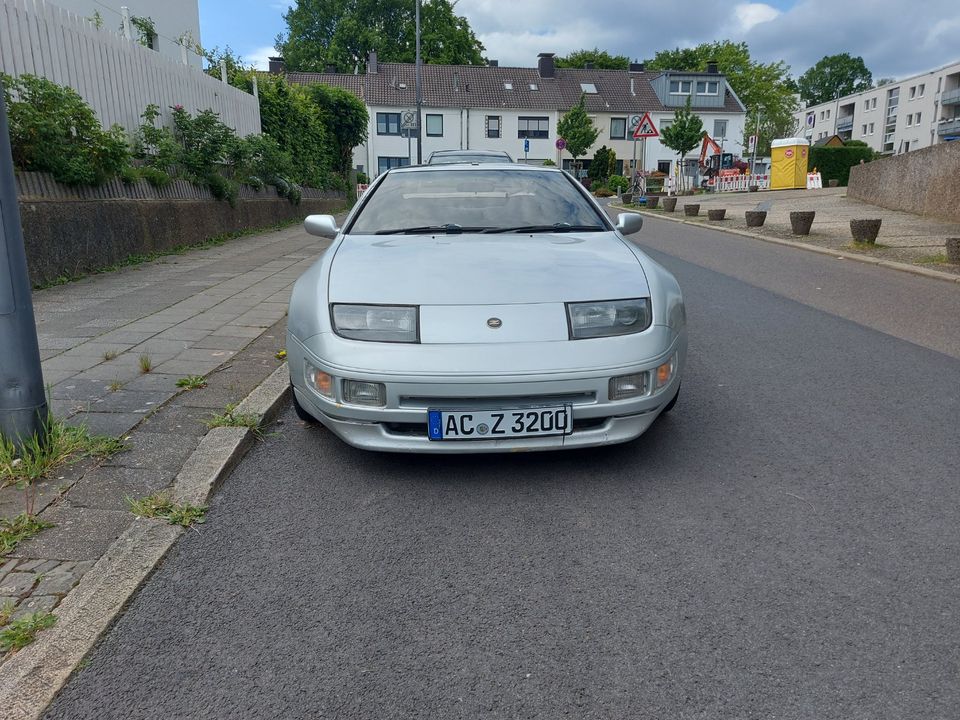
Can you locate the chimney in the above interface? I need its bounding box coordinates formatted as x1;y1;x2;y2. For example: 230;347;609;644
324;64;337;74
584;62;594;70
268;56;286;75
537;52;555;79
367;50;378;75
629;61;645;72
488;59;498;67
706;60;719;74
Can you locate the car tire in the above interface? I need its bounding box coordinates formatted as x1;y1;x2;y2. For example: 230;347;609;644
661;383;680;413
291;388;319;424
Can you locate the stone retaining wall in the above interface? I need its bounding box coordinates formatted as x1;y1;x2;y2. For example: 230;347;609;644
15;172;346;286
848;142;960;223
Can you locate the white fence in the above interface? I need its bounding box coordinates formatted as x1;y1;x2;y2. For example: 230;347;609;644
711;174;771;192
0;0;261;135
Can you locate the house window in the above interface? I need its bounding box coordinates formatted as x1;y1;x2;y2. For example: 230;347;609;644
504;82;513;90
869;122;874;134
518;116;549;139
610;117;626;139
660;120;672;133
918;84;925;97
376;112;401;135
819;111;824;120
669;80;692;94
713;119;728;138
862;124;867;135
915;112;921;125
906;113;913;126
377;156;409;174
864;100;870;111
580;83;598;94
696;80;719;95
657;160;672;174
909;86;916;99
425;114;443;137
529;83;538;91
486;115;501;138
826;109;831;118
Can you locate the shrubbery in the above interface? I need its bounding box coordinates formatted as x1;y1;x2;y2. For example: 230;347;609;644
809;144;874;186
607;175;629;193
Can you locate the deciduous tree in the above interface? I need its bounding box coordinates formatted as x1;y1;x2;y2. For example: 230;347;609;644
557;95;599;175
556;48;629;70
798;54;873;106
659;98;703;192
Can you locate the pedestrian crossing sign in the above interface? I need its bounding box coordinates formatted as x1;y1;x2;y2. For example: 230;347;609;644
632;112;659;139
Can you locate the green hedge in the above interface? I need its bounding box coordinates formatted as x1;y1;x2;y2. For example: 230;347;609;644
808;146;874;187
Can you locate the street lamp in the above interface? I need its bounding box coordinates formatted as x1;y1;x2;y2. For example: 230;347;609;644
415;0;423;164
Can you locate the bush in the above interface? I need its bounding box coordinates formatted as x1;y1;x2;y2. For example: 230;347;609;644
139;166;171;188
594;186;615;197
607;175;629;193
588;145;615;184
356;171;369;185
542;158;556;166
134;104;179;172
2;73;129;185
809;145;874;186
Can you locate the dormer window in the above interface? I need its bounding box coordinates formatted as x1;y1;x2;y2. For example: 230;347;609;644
580;83;598;94
669;80;692;94
503;82;513;90
696;80;719;95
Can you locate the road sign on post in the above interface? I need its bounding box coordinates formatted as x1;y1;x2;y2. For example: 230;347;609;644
632;111;659;139
0;80;48;449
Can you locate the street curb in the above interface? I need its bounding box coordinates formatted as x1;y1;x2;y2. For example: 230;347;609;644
0;365;292;720
611;204;960;285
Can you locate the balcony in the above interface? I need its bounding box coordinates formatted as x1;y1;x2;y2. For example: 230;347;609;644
937;117;960;136
941;87;960;105
836;116;854;131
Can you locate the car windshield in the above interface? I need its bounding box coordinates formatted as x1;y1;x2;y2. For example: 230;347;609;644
429;153;510;164
347;169;608;235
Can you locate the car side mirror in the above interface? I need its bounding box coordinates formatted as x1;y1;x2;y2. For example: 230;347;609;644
615;213;643;236
304;214;339;239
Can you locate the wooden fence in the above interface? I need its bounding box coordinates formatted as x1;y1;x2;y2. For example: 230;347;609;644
0;0;261;135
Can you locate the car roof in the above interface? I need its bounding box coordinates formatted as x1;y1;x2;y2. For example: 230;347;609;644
390;163;559;174
430;149;511;156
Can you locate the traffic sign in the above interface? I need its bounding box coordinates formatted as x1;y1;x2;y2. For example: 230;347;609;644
555;137;566;150
748;134;757;153
524;138;530;153
632;111;658;139
401;110;418;129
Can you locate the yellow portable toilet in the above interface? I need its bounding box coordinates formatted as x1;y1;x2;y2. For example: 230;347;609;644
770;137;810;189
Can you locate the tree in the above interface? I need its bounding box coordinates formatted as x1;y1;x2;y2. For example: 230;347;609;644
646;40;798;156
557;94;599;175
556;48;629;70
876;77;895;87
276;0;485;72
798;53;873;106
587;145;615;184
307;84;368;175
659;98;703;192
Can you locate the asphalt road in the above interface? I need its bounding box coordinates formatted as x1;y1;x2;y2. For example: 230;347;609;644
47;216;960;719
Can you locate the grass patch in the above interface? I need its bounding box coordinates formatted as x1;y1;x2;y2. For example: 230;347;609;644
204;403;261;434
127;494;206;527
138;353;153;373
0;612;57;653
31;213;346;290
108;378;123;392
0;600;13;626
845;241;890;251
176;375;207;390
916;254;948;265
102;349;118;361
0;513;54;556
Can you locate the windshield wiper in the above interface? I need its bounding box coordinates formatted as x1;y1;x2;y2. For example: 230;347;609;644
481;223;604;234
375;224;487;235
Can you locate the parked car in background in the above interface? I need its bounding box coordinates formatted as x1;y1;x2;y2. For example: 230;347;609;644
287;164;686;453
427;149;513;164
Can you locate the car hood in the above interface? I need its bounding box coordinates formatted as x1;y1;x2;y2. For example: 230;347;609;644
328;232;649;305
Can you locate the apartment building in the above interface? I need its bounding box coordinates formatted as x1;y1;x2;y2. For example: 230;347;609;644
795;59;960;154
286;53;747;178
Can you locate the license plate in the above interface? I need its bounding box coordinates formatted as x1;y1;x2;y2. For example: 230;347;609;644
427;406;572;441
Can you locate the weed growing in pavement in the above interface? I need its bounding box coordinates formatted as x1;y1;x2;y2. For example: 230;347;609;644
138;353;153;373
0;601;14;626
0;612;57;653
917;254;948;265
274;349;287;361
0;514;54;556
845;241;890;251
0;411;127;516
127;494;206;527
176;375;207;390
102;349;118;361
204;403;261;435
108;378;123;392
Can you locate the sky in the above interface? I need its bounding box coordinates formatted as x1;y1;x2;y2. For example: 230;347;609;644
199;0;960;81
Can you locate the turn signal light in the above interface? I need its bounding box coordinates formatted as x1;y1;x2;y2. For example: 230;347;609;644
305;362;334;399
656;356;676;390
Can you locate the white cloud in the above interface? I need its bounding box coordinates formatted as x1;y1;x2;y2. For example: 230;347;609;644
246;45;277;71
733;3;780;32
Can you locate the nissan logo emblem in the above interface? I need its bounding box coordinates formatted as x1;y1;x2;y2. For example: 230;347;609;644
487;317;502;328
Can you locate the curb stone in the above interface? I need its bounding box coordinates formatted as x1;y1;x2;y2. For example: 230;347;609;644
0;365;292;720
611;204;960;285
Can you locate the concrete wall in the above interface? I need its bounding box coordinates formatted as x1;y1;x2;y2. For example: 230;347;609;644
848;140;960;223
16;175;346;285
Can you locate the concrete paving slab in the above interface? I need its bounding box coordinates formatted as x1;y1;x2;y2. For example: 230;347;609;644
103;431;200;472
65;412;145;438
134;405;211;437
64;468;174;512
10;507;133;561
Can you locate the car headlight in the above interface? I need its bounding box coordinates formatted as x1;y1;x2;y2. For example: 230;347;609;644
566;299;651;339
331;304;419;343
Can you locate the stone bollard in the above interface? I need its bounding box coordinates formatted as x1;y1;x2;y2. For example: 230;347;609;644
946;238;960;264
646;195;659;209
789;210;816;235
707;208;726;221
850;219;882;244
683;204;700;217
662;197;677;212
828;179;839;188
745;210;767;227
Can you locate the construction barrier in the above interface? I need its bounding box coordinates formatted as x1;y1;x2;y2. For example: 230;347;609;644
357;183;369;198
710;174;771;192
806;172;823;189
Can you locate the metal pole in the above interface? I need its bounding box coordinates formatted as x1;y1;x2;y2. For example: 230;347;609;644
750;109;761;176
0;81;48;449
415;0;423;164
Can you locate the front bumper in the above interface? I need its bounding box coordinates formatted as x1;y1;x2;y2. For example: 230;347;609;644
288;330;686;454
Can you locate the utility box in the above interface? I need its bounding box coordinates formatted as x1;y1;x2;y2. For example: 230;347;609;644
770;138;810;189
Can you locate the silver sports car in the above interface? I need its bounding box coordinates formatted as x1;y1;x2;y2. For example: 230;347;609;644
287;164;686;453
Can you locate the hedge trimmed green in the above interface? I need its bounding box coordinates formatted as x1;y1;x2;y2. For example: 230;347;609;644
809;146;873;186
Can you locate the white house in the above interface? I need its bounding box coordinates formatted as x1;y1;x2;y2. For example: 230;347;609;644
794;59;960;154
286;53;747;179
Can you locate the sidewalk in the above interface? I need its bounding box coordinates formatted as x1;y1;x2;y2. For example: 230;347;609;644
1;218;337;636
635;187;960;276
